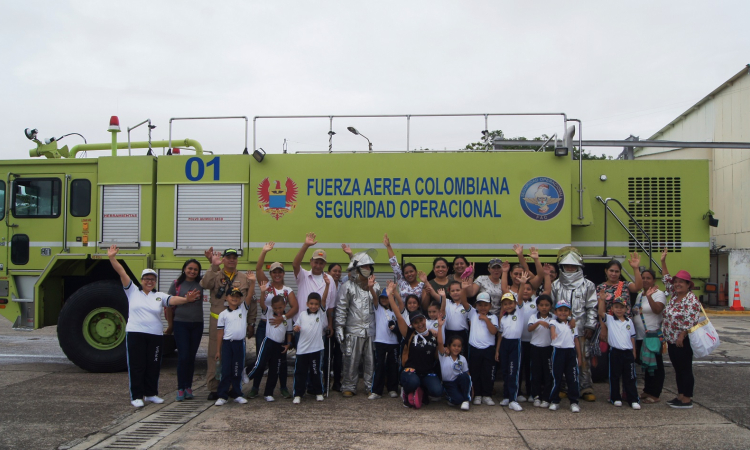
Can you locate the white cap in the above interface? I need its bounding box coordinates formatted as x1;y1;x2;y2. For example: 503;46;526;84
141;268;157;278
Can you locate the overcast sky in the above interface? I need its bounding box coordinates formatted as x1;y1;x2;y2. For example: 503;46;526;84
1;0;748;159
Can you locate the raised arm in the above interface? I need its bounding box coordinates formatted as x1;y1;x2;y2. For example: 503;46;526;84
464;271;481;298
255;241;274;285
516;271;531;307
627;252;643;293
293;232;317;278
437;314;447;355
501;261;510;294
321;273;330;310
107;245;131;287
660;246;669;276
459;278;473;310
168;289;201;306
513;244;531;273
384;234;395;259
542;264;553;295
528;247;545;289
341;243;353;261
245;271;257;308
388;286;409;337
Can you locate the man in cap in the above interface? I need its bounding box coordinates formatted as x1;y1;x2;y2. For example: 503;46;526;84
335;250;379;397
293;233;337;320
201;247;253;400
550;246;597;401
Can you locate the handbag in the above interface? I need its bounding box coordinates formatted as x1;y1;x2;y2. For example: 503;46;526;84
636;293;663;353
688;304;720;358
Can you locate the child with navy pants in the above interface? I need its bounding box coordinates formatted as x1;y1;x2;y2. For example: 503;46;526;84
549;299;583;412
464;291;498;406
437;314;472;410
215;287;254;406
292;283;330;404
370;287;401;399
598;290;641;409
496;292;525;411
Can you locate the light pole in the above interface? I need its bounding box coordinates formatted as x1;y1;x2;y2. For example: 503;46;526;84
347;126;372;153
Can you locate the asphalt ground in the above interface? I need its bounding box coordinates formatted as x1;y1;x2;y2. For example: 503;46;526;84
0;316;749;449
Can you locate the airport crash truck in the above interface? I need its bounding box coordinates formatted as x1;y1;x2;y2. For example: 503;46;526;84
0;116;709;372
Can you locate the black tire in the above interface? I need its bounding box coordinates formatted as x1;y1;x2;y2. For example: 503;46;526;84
58;280;128;373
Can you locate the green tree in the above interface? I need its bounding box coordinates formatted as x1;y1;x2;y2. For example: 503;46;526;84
470;129;612;159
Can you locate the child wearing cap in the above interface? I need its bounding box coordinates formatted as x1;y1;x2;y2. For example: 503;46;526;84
598;286;640;410
527;294;555;408
214;286;255;406
370;282;404;400
495;289;527;412
462;282;499;407
246;287;293;402
291;275;330;404
549;300;584;413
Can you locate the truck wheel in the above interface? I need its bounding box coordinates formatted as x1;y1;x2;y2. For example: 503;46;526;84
58;281;128;372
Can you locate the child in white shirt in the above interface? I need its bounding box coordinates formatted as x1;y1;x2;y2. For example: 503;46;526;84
369;282;403;400
437;314;471;411
549;300;584;413
215;287;254;406
598;289;640;410
292;277;330;404
527;294;554;408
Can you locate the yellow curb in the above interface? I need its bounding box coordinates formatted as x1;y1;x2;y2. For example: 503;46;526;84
704;309;750;316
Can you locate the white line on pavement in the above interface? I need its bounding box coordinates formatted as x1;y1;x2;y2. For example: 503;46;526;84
0;354;68;359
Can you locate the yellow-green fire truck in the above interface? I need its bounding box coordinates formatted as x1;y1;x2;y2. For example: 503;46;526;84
0;115;710;372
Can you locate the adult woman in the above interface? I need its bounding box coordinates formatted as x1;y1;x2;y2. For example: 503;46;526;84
464;258;504;316
388;283;442;409
253;241;299;399
165;259;204;401
633;268;667;403
596;254;643;318
326;261;344;392
423;257;451;309
108;245;200;408
449;256;470;283
660;248;701;409
383;234;425;300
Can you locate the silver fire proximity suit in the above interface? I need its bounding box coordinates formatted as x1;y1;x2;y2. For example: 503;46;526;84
335;253;379;394
551;249;598;396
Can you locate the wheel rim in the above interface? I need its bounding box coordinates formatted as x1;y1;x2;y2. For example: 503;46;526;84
82;307;126;350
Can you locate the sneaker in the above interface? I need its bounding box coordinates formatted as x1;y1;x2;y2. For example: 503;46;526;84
473;396;482;405
408;392;415;406
131;399;145;408
613;400;623;407
234;397;248;404
460;401;470;411
280;388;292;399
517;395;527;403
185;388;194;400
540;401;550;408
499;398;509;406
368;393;382;400
571;403;581;413
483;396;496;406
207;392;219;401
247;389;258;399
293;396;301;404
413;387;424;409
549;403;559;411
388;391;398;398
342;391;355;398
582;393;596;402
264;396;275;402
145;396;164;404
176;390;185;402
533;398;542;407
447;401;458;407
242;372;250;385
509;401;523;411
631;402;641;410
668;400;693;409
316;395;324;402
214;398;227;406
666;397;680;406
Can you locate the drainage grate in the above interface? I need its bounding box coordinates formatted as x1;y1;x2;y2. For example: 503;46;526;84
89;401;212;449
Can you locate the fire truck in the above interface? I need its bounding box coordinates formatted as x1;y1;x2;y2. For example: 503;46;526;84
0;114;710;372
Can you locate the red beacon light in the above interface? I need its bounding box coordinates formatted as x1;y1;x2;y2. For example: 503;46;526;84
107;116;120;132
171;147;180;155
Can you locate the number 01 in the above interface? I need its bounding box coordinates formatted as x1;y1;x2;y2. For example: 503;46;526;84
185;157;220;181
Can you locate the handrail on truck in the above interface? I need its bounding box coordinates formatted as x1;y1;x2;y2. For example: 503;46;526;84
596;196;661;271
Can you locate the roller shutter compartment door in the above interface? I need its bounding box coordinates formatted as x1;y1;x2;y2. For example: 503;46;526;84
176;185;242;252
101;185;140;247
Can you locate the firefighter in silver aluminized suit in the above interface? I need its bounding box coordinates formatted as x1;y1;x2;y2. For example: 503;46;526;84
335;251;380;397
550;246;598;402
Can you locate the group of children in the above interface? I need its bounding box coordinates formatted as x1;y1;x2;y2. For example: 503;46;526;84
214;247;642;415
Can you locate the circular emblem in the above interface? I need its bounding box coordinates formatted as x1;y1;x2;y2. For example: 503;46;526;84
626;324;631;330
460;309;466;314
530;304;536;309
283;320;288;326
512;316;517;321
520;177;564;220
155;297;162;302
239;313;242;319
316;317;320;322
433;322;438;328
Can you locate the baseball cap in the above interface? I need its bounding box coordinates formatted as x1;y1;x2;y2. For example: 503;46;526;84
410;311;426;321
500;293;516;303
311;249;327;261
613;297;628;305
223;248;238;257
269;262;285;272
380;288;389;298
555;300;571;310
476;292;491;303
228;288;243;297
141;268;157;279
488;258;503;268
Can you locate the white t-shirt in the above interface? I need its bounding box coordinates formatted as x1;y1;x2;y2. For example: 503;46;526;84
603;314;636;350
499;309;525;340
262;284;294;310
445;299;469;331
262;307;293;344
295;308;328;354
528;313;553;347
439;353;469;382
425;319;445;343
519;298;538;342
467;308;498;349
550;320;578;349
217;303;249;341
632;290;667;339
124;282;171;335
374;305;398;345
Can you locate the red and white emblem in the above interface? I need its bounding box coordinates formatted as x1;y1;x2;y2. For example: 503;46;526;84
257;177;298;220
